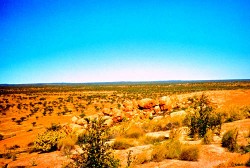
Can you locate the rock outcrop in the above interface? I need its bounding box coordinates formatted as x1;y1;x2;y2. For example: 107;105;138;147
138;98;156;109
159;96;172;111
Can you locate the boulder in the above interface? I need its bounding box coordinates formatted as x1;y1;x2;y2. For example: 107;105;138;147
103;108;113;116
170;110;187;118
138;98;156;109
104;118;113;127
154;105;161;114
112;108;123;123
69;123;85;135
76;118;87;126
123;100;134;112
159;96;172;111
71;116;78;124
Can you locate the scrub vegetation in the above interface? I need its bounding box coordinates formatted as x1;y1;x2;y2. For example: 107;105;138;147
0;80;249;167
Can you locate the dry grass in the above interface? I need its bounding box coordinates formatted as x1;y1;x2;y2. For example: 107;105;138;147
202;129;214;144
134;151;151;165
222;128;239;152
219;105;250;122
124;125;145;139
216;153;250;167
179;145;200;161
142;115;185;133
151;139;182;162
112;137;136;150
140;135;166;145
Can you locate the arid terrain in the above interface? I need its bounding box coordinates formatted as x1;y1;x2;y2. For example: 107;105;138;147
0;81;249;168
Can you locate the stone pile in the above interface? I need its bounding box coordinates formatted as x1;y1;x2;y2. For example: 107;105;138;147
67;95;189;133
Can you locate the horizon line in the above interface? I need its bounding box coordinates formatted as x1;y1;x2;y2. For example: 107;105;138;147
1;79;250;85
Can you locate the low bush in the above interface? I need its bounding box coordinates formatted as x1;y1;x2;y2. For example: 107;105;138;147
112;137;135;150
151;142;168;162
184;94;222;138
74;117;120;168
222;128;239;152
34;129;66;152
179;145;200;161
151;139;182;162
203;129;214;144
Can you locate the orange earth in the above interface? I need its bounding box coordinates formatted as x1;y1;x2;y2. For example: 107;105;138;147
0;89;249;168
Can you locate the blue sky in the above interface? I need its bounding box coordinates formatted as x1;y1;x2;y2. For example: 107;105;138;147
1;0;250;84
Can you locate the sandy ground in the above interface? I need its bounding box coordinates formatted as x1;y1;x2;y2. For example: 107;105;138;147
0;89;249;167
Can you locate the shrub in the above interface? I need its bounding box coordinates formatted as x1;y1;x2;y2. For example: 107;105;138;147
32;122;36;127
112;137;135;150
151;142;168;162
0;134;3;141
126;150;135;167
46;123;62;131
180;145;200;161
151;139;182;162
203;129;213;144
184;94;222;138
164;140;182;159
73;117;120;168
222;128;239;152
33;129;66;152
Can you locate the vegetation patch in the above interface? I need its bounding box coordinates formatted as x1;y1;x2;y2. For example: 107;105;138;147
222;128;239;152
112;137;135;150
72;117;120;168
179;145;200;161
184;94;222;138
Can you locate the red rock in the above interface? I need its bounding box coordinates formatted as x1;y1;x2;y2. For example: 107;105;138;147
138;98;156;109
159;96;172;111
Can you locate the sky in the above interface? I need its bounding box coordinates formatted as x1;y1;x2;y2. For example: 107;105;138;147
0;0;250;84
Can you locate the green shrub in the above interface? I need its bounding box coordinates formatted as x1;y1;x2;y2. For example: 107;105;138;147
34;129;66;152
184;94;222;138
222;128;239;152
180;145;200;161
73;117;120;168
203;129;213;144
